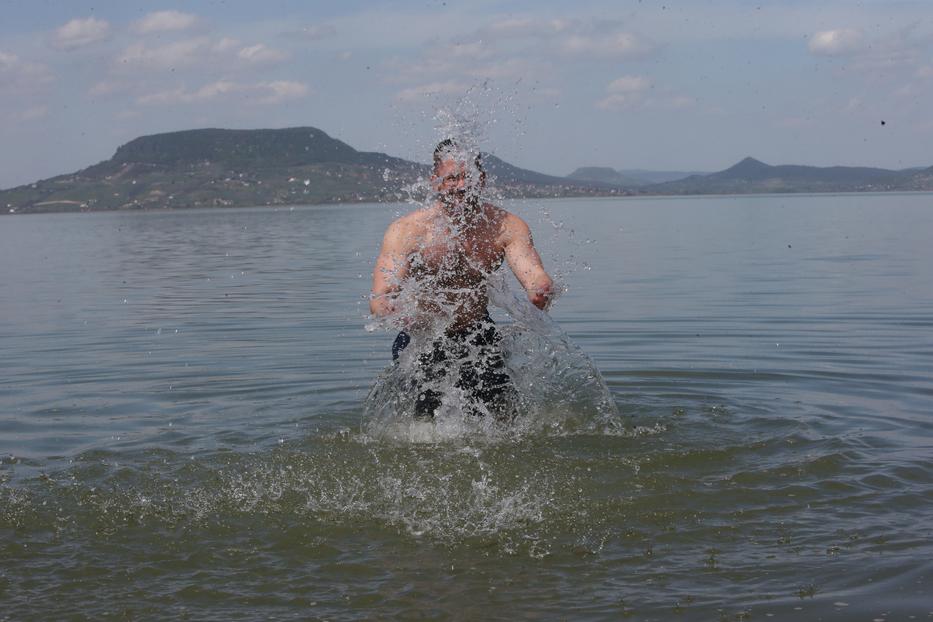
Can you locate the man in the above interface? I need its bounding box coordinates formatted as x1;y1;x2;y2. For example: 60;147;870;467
369;139;554;420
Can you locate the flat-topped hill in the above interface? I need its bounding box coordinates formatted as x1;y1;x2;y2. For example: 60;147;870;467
1;127;615;213
3;129;932;214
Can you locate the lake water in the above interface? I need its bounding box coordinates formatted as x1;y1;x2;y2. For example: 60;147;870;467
1;194;932;620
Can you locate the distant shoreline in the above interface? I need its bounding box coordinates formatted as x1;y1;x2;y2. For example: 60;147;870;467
6;189;933;217
4;127;930;216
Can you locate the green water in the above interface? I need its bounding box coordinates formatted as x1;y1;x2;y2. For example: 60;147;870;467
2;194;932;620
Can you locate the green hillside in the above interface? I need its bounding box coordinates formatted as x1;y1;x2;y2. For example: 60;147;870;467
4;130;931;214
0;127;616;215
1;127;427;213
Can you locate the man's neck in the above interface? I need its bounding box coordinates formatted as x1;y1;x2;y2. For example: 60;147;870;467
440;196;482;222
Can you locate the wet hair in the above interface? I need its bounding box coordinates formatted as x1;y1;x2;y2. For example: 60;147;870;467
433;138;485;177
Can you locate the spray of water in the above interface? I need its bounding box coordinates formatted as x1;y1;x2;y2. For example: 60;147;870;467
365;96;620;441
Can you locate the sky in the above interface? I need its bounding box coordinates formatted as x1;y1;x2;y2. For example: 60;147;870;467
1;0;932;189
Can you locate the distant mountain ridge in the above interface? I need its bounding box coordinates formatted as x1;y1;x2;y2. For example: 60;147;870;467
568;166;704;186
2;129;932;214
647;156;931;194
711;156;902;183
1;127;615;214
483;156;622;191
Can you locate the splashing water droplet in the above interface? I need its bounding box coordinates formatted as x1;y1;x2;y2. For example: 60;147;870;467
364;99;619;441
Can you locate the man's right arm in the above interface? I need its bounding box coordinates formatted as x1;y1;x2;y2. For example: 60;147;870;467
369;220;409;316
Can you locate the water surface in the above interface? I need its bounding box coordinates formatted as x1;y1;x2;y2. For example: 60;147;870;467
2;194;932;620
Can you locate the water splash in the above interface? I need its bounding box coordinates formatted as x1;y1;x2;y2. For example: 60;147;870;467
364;278;620;441
365;101;619;441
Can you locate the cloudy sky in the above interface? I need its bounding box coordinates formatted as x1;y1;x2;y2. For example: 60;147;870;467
1;0;932;188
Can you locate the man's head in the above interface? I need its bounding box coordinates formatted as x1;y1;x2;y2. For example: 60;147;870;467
432;139;485;205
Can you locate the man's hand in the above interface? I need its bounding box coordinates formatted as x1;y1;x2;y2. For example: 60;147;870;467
528;282;554;311
369;292;398;317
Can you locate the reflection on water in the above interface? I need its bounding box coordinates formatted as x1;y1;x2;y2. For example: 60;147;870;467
1;195;933;620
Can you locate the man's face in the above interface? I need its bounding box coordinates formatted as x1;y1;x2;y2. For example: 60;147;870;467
432;154;485;204
432;158;469;199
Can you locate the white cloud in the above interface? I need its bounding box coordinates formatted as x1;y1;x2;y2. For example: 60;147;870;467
54;17;110;49
115;37;288;71
778;116;815;129
137;80;235;105
214;38;241;53
0;51;17;71
116;38;212;70
893;83;916;99
918;65;933;78
386;30;548;86
808;29;864;55
596;75;690;111
659;95;696;110
596;75;651;110
260;80;309;104
531;86;561;100
487;17;539;36
385;55;459;82
137;80;309;105
133;10;198;34
477;16;650;59
560;31;646;57
384;17;651;101
805;25;930;76
595;94;631;110
485;17;568;38
20;104;50;121
607;75;650;93
88;80;123;97
446;41;494;60
237;44;288;64
0;51;53;91
294;24;337;40
395;80;471;102
843;96;862;113
465;58;533;80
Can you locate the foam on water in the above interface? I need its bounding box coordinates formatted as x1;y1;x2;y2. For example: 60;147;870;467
0;438;570;550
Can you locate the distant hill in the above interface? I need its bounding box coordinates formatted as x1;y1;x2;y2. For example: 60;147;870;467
484;156;623;194
568;167;702;186
567;167;643;187
101;127;409;170
3;132;932;214
618;169;708;185
1;127;616;214
645;157;933;194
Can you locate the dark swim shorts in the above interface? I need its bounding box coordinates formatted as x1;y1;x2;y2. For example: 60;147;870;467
392;315;517;422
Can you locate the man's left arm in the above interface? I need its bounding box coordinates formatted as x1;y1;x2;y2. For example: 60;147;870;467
503;215;554;310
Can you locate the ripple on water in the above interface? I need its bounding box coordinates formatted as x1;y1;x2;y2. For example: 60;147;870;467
4;196;933;617
2;396;932;619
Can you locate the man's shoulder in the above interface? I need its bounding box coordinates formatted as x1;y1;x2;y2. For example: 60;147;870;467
489;205;529;233
388;208;432;230
383;208;433;246
480;202;519;224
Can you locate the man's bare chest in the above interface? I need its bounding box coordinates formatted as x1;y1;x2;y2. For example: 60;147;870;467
410;230;503;283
